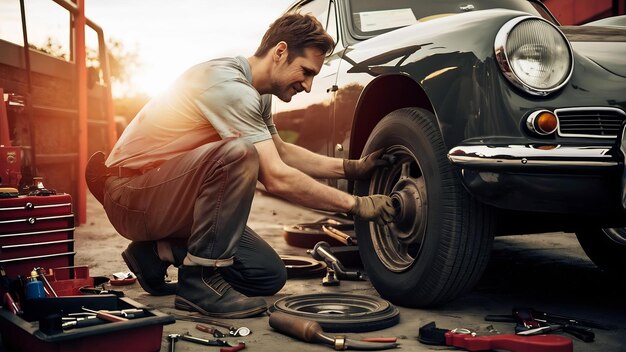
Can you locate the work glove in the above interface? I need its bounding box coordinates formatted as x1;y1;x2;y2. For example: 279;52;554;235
349;195;396;225
343;149;390;180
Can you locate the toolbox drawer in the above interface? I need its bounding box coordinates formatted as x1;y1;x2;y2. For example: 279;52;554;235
0;195;72;220
0;194;75;277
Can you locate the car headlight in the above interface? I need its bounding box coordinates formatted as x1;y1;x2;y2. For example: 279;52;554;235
495;16;573;96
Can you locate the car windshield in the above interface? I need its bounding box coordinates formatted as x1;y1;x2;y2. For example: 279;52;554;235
347;0;554;38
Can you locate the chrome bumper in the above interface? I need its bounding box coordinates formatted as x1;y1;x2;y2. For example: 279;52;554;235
447;125;626;213
448;144;618;170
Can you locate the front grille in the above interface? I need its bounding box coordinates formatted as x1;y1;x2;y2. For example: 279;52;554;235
556;107;625;139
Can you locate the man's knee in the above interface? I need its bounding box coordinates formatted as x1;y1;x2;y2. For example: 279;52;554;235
260;264;287;296
224;138;258;163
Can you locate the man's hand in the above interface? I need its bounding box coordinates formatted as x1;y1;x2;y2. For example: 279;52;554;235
343;149;389;180
349;195;396;225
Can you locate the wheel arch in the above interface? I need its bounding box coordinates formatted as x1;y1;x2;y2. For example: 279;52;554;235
348;74;436;160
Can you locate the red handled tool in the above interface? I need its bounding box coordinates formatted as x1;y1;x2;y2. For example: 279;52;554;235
81;307;128;323
418;322;573;352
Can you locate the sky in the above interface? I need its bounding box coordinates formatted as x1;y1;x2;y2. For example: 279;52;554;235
0;0;295;97
87;0;295;96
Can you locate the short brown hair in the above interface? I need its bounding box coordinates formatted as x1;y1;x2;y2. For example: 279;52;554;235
254;12;335;61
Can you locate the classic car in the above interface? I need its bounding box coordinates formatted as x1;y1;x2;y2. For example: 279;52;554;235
273;0;626;307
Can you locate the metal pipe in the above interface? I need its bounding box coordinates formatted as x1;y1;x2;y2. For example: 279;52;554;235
75;0;88;224
19;0;37;182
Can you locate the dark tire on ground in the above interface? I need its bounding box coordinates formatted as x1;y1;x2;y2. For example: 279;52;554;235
354;107;494;307
269;293;400;332
576;228;626;276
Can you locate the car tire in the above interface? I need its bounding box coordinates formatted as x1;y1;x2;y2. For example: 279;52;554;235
354;107;493;307
269;293;400;332
575;228;626;276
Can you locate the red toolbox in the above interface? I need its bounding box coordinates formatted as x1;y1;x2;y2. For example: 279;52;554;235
0;294;175;352
0;194;75;277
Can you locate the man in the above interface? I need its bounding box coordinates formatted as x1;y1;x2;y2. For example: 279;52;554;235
86;12;395;318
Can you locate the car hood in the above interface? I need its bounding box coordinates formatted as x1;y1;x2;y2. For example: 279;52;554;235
561;26;626;78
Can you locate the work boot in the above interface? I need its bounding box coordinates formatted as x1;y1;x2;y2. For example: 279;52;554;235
121;241;177;296
175;266;267;318
85;151;107;205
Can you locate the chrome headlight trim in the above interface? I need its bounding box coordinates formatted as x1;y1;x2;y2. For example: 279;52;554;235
494;16;574;96
526;109;558;136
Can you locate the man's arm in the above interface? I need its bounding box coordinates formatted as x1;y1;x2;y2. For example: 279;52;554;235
255;138;354;212
271;134;345;179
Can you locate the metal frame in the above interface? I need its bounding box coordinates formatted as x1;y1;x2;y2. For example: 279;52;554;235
9;0;115;223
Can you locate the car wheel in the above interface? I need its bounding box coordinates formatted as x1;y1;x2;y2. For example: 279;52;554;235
354;107;494;307
575;228;626;275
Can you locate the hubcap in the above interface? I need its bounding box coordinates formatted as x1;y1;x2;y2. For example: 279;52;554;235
369;145;427;272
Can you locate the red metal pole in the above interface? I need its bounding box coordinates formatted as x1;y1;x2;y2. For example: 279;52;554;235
0;89;10;146
75;0;87;224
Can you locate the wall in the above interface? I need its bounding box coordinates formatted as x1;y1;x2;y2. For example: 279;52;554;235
543;0;626;24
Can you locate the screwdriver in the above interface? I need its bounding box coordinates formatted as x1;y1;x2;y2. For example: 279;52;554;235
81;307;128;322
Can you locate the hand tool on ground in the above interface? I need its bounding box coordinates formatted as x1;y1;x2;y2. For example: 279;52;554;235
418;321;573;352
485;308;596;342
196;323;226;337
322;225;356;245
220;342;246;352
517;325;563;336
527;308;612;330
486;307;611;330
518;322;594;342
308;241;365;285
179;332;230;346
168;334;179;352
170;313;251;337
269;311;398;350
81;307;128;323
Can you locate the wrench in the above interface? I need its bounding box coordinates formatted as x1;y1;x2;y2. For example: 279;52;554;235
171;313;252;337
180;332;230;346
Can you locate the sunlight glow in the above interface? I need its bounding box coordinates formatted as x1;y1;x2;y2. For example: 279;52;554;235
86;0;294;97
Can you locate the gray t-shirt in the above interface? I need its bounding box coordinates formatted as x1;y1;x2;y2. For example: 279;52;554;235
106;56;274;169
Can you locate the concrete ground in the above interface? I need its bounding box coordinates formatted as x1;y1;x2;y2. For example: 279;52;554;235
7;190;626;351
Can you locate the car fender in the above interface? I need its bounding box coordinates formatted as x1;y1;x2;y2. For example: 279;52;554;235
344;8;530;157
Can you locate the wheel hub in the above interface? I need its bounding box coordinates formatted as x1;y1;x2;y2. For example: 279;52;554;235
390;177;426;244
368;145;428;272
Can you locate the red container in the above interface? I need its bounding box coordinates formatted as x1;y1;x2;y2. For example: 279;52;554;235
45;266;94;296
0;194;75;277
0;295;175;352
